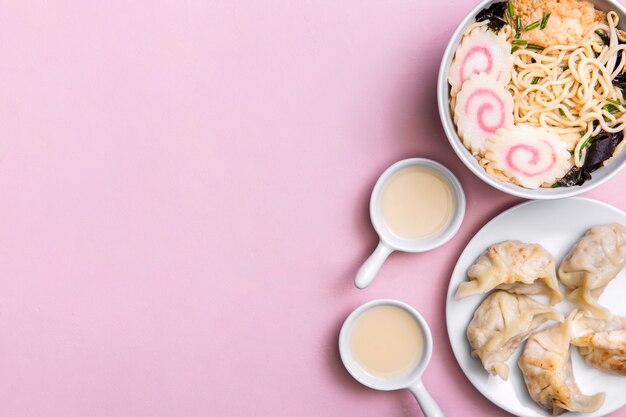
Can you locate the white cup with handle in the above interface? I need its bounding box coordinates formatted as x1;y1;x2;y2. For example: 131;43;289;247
355;158;465;289
339;299;444;417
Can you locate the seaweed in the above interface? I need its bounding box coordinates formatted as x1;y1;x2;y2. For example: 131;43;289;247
583;130;623;172
613;73;626;90
475;2;508;32
611;34;626;90
595;30;610;46
551;167;589;188
552;130;624;187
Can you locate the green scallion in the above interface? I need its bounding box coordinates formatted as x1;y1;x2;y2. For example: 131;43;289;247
540;12;551;30
525;21;540;31
508;1;514;18
607;98;624;108
511;46;520;53
504;10;510;25
526;43;545;51
512;39;528;45
602;104;620;114
578;135;593;159
531;77;540;84
558;108;566;116
516;16;521;38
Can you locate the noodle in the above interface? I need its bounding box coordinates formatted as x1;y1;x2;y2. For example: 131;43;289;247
507;11;626;166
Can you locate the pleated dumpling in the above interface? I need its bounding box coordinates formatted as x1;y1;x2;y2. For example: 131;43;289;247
455;241;563;304
571;312;626;375
467;291;563;380
558;224;626;318
518;312;605;415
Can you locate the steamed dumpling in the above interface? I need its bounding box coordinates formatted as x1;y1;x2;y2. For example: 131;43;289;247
467;291;563;380
571;312;626;375
455;241;563;304
518;312;605;415
558;224;626;318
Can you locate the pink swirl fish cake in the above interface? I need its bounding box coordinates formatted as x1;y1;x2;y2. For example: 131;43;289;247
454;73;514;155
448;25;513;97
485;124;572;189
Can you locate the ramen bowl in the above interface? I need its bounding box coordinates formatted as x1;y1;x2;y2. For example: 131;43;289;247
437;0;626;199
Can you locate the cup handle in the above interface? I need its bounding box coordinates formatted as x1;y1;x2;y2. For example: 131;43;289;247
354;241;393;289
408;379;444;417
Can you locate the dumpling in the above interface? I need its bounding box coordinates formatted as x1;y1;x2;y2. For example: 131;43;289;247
518;312;605;415
558;224;626;318
571;312;626;375
455;241;563;304
467;291;563;380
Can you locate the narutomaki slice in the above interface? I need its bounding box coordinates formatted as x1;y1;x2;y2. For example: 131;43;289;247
448;25;513;97
454;73;514;155
485;124;572;189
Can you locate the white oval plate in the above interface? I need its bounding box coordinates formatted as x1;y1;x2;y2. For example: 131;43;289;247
446;198;626;417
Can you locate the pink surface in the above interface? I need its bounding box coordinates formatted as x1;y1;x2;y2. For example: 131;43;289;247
1;1;625;416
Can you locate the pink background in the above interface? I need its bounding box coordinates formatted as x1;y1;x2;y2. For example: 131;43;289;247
1;1;625;416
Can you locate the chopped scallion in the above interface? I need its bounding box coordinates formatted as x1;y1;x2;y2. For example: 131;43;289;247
512;39;528;45
531;77;540;84
540;12;551;30
558;108;566;116
507;1;514;18
602;104;620;114
527;43;545;51
516;16;521;38
511;46;520;53
607;98;624;108
579;135;593;159
525;21;540;31
581;137;592;148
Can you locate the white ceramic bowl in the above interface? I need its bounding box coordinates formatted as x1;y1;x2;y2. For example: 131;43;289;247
354;158;465;289
437;0;626;199
338;299;443;417
338;299;434;391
